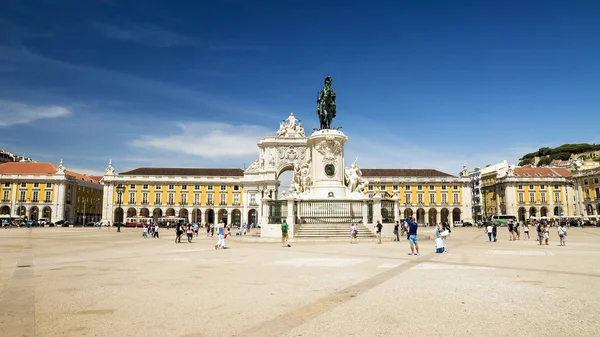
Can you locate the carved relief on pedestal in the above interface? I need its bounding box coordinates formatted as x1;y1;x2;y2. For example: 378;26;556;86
315;136;343;165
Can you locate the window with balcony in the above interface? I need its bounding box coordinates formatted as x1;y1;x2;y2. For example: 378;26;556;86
129;192;135;204
441;194;447;204
181;193;187;205
541;193;546;203
19;191;26;202
405;193;411;204
220;185;226;191
220;194;226;205
3;190;9;201
207;194;214;205
181;185;187;190
233;194;240;205
529;192;535;203
168;193;174;204
155;193;161;204
453;193;459;204
417;194;423;204
518;193;524;203
429;193;435;204
142;193;148;204
32;191;38;202
554;192;560;203
194;193;200;205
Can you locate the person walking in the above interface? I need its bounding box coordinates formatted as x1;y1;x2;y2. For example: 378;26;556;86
350;223;358;244
523;222;530;240
557;223;567;246
175;223;183;244
142;225;148;238
153;223;159;238
215;222;225;249
404;216;420;256
375;220;383;244
544;223;550;245
492;223;498;242
486;223;493;242
537;222;545;245
206;223;211;237
194;223;199;237
393;221;400;242
281;221;290;247
186;224;194;243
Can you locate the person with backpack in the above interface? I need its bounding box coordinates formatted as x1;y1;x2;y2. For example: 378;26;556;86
281;221;290;247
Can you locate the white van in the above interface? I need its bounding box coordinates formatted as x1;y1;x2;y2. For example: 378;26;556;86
38;218;47;225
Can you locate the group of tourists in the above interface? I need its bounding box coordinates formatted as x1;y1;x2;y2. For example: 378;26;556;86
142;223;160;238
485;220;568;246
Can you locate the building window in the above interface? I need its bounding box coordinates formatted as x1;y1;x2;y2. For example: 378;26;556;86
554;185;559;190
194;185;200;190
4;182;9;187
453;193;459;204
529;192;535;203
142;184;149;190
168;185;174;190
155;185;162;190
233;185;240;191
529;185;534;189
585;189;590;199
155;193;161;204
540;185;545;190
220;194;226;205
405;193;411;204
142;193;148;204
130;184;135;189
595;178;599;184
429;185;434;190
194;193;200;205
453;186;458;190
368;193;374;198
584;180;589;185
207;194;214;205
417;194;423;204
429;193;435;204
33;183;39;188
442;194;447;204
250;194;256;205
129;192;135;204
417;185;423;191
392;185;398;191
541;193;546;203
518;185;523;190
181;193;187;204
32;191;38;202
406;185;411;191
441;185;446;190
45;191;51;202
21;183;26;188
168;193;174;204
554;192;560;203
220;185;226;191
19;191;26;201
368;185;374;191
518;193;524;203
233;194;240;205
207;185;213;191
595;188;600;199
3;190;9;201
181;185;187;190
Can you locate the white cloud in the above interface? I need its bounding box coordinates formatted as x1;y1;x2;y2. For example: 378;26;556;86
92;22;195;48
0;100;72;127
130;121;271;158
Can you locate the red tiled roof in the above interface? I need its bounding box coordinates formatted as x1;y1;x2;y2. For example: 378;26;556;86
361;169;455;178
0;162;101;183
513;167;572;178
120;168;245;177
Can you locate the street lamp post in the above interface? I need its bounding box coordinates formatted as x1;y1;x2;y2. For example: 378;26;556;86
83;199;87;227
116;185;125;232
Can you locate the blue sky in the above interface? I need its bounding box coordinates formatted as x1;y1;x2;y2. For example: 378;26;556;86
1;0;599;177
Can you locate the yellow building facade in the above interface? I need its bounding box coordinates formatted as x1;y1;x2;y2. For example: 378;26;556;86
573;166;600;218
0;161;103;224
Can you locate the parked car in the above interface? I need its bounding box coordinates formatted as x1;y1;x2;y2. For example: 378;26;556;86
462;221;473;227
55;220;72;226
85;222;96;227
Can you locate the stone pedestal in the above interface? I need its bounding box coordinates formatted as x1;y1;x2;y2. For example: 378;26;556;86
307;130;348;199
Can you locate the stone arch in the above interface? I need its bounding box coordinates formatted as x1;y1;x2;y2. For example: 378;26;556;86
518;207;526;222
416;208;425;224
206;209;215;224
42;206;52;220
153;208;162;221
276;162;296;180
597;204;600;216
404;208;413;218
586;204;594;215
166;208;175;217
0;205;10;215
248;209;257;224
127;208;137;218
140;208;150;217
179;208;189;222
231;209;241;225
441;208;449;223
17;206;26;218
192;208;201;223
529;207;537;219
540;207;548;218
218;209;228;224
428;208;437;224
114;207;124;222
30;206;39;221
452;208;461;223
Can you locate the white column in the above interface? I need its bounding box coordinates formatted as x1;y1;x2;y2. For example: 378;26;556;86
54;181;66;222
286;197;296;238
373;194;382;225
362;201;368;225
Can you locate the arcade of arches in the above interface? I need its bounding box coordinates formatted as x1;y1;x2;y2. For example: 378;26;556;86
400;207;462;224
114;206;258;225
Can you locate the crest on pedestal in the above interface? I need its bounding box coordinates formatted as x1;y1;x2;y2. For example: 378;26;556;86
315;136;343;165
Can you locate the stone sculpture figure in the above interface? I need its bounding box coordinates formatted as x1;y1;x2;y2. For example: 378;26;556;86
316;76;337;129
276;113;306;137
345;159;368;194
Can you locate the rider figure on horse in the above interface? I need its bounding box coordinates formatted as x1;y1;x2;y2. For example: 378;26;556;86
316;76;337;129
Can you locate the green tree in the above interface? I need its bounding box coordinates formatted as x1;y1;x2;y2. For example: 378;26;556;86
537;157;552;167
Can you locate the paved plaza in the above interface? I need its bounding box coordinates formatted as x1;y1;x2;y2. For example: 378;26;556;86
1;227;600;337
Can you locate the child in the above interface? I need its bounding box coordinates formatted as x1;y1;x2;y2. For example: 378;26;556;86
142;225;148;238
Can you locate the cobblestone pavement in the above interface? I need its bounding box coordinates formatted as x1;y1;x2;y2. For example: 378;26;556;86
1;226;599;336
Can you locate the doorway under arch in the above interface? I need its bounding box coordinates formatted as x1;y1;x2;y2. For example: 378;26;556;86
428;208;437;224
114;208;124;223
218;209;228;224
452;208;461;223
153;208;162;222
206;209;215;224
441;208;449;223
416;208;425;224
248;209;257;224
30;206;39;221
231;209;241;225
